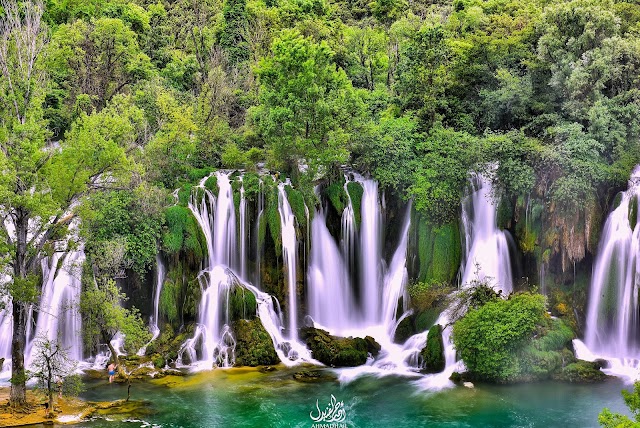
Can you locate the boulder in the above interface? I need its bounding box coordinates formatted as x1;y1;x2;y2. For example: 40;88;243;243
232;318;279;367
421;324;445;373
552;359;610;383
300;327;381;367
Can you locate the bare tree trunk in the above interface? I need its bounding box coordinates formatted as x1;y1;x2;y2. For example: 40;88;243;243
10;210;29;406
10;302;27;406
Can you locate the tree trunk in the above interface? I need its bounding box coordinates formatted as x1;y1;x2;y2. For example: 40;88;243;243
10;302;27;406
10;210;29;407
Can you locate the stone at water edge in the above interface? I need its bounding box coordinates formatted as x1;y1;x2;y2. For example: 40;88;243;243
232;318;280;367
300;327;381;367
463;382;474;389
421;324;445;373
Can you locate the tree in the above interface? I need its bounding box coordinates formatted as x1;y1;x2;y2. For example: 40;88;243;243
80;253;151;364
250;29;363;179
600;382;640;427
0;2;143;404
31;335;82;418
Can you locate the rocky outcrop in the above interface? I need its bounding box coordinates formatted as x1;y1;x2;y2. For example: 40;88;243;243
232;318;279;367
300;327;380;367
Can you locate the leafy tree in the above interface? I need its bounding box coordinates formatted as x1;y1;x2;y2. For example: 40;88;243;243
408;126;481;224
251;29;363;179
80;276;151;363
600;382;640;428
0;2;142;405
219;0;250;65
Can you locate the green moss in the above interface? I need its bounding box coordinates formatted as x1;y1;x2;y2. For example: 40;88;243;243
177;184;193;206
163;206;207;260
496;197;513;230
232;177;242;213
159;277;180;324
346;182;363;226
188;167;213;182
415;309;440;332
416;215;461;285
326;182;347;214
265;186;282;257
422;324;445;373
204;175;218;192
232;318;279;367
553;360;608;383
229;287;257;321
242;172;261;202
519;228;538;254
613;192;623;210
301;328;381;367
629;195;638;230
284;185;307;229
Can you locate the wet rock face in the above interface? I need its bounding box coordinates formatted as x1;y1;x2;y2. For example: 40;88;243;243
300;327;381;367
421;324;445;373
232;318;279;367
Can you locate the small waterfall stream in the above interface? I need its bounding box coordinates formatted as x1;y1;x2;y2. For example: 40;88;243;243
575;166;640;380
277;182;299;340
460;174;514;294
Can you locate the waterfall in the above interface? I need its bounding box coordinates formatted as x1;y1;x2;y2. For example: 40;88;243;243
575;166;640;380
307;209;354;333
182;172;312;368
460;174;514;294
357;177;383;322
151;253;166;340
137;253;166;356
183;172;238;367
277;182;299;340
27;249;85;363
342;177;357;279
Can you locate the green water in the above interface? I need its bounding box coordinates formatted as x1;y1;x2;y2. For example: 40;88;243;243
57;368;631;428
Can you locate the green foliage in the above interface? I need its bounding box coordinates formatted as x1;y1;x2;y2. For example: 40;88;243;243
326;182;347;214
409;126;482;224
284;185;307;229
346;181;363;226
220;0;250;65
422;324;445;373
250;29;363;178
452;292;547;381
600;382;640;427
221;143;248;169
159;277;180;324
162;206;207;260
81;186;165;277
80;277;151;355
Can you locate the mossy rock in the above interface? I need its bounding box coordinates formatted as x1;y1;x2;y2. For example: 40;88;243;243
228;286;257;321
629;195;638;230
162;206;207;260
232;318;279;367
496;197;513;230
204;174;218;192
293;370;338;383
421;324;445;373
300;327;380;367
346;181;363;226
325;181;347;214
284;185;307;230
416;216;461;285
394;316;415;344
552;359;609;383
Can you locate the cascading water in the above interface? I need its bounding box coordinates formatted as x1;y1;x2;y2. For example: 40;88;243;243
277;182;299;340
137;253;166;356
460;174;514;294
307;208;354;332
357;177;383;322
183;172;238;367
575;166;640;380
27;248;85;363
182;172;312;368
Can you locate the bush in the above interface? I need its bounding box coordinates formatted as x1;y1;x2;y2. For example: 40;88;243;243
452;292;547;381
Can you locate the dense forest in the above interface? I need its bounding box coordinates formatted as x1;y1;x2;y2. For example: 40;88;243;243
2;0;640;414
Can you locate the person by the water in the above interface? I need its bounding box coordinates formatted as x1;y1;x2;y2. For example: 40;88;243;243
108;362;117;383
